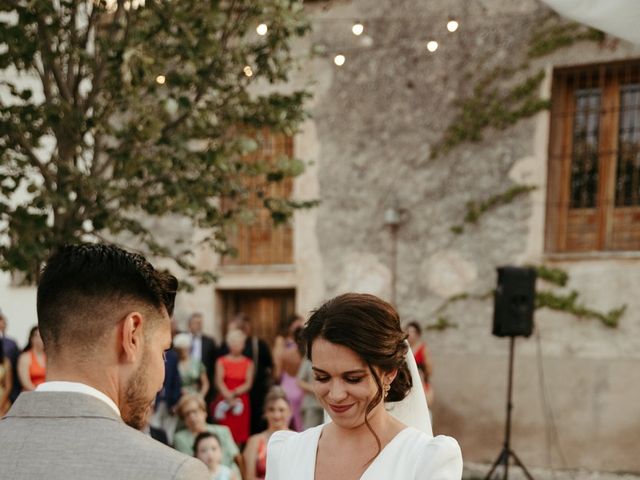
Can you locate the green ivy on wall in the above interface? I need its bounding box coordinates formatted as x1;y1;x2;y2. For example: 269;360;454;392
426;316;459;331
451;184;537;234
536;290;626;328
431;69;550;159
428;265;626;329
431;16;604;160
527;22;605;58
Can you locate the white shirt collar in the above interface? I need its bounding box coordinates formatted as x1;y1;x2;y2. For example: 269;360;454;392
35;381;121;417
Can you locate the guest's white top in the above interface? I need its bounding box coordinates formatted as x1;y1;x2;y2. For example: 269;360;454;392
266;424;463;480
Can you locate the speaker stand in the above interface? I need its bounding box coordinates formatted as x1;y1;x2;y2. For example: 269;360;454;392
484;337;535;480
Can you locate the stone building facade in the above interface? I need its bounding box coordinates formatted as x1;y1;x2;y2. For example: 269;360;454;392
279;0;640;474
2;0;640;475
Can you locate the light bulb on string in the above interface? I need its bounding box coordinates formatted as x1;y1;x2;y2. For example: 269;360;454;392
427;41;438;52
334;54;346;66
352;23;364;36
243;66;254;77
447;20;459;32
256;23;268;36
156;75;166;85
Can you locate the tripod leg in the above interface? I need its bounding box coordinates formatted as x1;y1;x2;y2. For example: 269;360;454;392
509;449;535;480
484;448;508;480
503;451;509;480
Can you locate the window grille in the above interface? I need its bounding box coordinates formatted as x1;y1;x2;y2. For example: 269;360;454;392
546;59;640;252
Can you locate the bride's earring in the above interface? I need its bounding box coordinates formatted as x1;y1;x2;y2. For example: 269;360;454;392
384;383;391;398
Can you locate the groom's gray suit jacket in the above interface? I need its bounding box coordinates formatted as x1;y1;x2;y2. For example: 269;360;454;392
0;391;208;480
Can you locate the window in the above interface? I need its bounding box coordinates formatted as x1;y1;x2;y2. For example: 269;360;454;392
222;129;294;265
546;59;640;253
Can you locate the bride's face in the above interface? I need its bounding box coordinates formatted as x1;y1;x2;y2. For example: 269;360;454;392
311;337;389;429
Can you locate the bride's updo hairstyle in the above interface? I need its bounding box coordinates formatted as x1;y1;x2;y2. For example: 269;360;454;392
301;292;413;412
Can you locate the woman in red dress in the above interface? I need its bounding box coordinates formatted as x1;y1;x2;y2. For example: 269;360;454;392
406;321;434;406
212;329;255;445
17;326;46;391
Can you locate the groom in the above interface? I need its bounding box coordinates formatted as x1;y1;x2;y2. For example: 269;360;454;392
0;244;208;480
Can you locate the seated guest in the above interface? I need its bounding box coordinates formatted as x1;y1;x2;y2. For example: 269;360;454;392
173;333;209;398
0;243;208;479
243;387;292;480
17;326;46;391
174;393;243;477
194;431;239;480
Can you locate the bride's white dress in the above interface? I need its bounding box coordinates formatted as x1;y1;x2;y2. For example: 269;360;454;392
266;424;462;480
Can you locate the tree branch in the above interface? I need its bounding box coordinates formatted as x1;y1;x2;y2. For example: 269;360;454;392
32;58;53;106
8;133;55;193
67;1;79;94
75;4;101;104
36;17;73;103
84;1;129;114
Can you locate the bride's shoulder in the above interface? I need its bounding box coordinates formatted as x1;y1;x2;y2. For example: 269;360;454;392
268;425;323;456
402;428;463;477
266;426;324;478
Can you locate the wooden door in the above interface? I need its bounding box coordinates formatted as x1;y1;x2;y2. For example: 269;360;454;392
221;289;296;347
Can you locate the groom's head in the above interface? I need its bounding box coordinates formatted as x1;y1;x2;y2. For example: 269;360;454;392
37;243;177;429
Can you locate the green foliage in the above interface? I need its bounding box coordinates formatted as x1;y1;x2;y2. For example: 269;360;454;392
432;292;470;316
528;264;569;287
430;290;493;326
426;316;458;331
431;17;604;160
431;285;625;329
452;184;537;234
528;22;605;58
0;0;312;283
536;290;626;328
431;69;550;159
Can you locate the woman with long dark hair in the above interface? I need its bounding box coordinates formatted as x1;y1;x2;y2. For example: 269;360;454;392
17;326;46;391
266;293;462;480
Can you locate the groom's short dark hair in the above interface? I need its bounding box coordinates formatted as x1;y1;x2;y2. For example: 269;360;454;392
37;243;177;355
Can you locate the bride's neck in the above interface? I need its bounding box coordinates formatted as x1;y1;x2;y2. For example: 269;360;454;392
333;408;398;442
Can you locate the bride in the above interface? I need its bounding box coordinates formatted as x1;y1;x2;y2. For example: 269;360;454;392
266;293;462;480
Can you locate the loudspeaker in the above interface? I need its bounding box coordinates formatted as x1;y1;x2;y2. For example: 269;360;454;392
493;266;536;337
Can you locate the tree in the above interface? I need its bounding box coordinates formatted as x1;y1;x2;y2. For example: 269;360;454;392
0;0;312;284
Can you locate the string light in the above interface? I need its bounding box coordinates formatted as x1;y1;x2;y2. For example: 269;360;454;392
243;66;254;77
352;23;364;36
256;23;268;36
155;75;166;85
447;20;459;32
334;54;346;66
427;41;438;52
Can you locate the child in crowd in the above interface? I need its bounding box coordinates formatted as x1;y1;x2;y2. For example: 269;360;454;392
194;432;238;480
